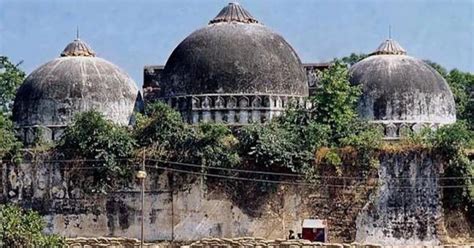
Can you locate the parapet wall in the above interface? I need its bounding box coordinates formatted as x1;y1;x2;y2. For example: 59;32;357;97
65;236;474;248
0;150;447;244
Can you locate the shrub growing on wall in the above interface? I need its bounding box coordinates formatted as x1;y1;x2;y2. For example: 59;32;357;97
58;111;137;193
0;112;21;160
430;122;474;216
0;56;25;113
0;204;65;247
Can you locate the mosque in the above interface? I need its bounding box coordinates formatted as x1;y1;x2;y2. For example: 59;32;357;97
12;2;456;145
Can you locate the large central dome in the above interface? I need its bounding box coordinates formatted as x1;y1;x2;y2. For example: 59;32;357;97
160;2;308;98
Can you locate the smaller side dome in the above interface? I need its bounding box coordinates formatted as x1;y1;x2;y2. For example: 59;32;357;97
13;38;140;145
349;39;456;139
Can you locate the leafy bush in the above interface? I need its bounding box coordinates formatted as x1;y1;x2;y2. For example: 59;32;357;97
0;204;65;247
134;102;197;162
135;102;189;148
425;61;474;128
238;122;314;174
430;122;473;212
0;56;25;113
402;121;473;218
310;60;361;140
58;111;137;193
194;123;240;168
0;112;21;159
339;120;383;170
445;70;473;124
271;61;381;175
341;53;368;66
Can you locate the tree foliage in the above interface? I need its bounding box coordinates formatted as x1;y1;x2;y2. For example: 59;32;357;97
341;53;368;66
310;60;362;139
0;112;21;157
425;61;473;128
238;61;381;176
134;102;198;164
0;56;25;113
58;111;137;193
0;204;65;247
194;123;240;168
238;122;314;173
445;69;473;126
403;121;473;217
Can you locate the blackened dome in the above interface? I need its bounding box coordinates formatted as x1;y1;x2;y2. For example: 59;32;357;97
13;39;140;127
349;39;456;123
160;3;308;98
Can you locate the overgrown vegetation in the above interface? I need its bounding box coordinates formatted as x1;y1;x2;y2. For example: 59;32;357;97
0;56;25;113
402;121;474;219
0;112;21;158
1;53;472;234
57;111;137;193
0;204;65;247
17;60;381;194
341;53;368;66
425;60;473;128
421;62;474;217
0;56;24;159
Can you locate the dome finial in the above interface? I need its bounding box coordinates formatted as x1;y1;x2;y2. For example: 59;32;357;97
209;2;259;24
76;26;80;40
370;38;407;56
60;38;96;57
388;24;391;39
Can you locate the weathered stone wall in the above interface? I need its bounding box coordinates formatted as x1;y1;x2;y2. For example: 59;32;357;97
356;150;444;245
64;237;473;248
0;151;452;244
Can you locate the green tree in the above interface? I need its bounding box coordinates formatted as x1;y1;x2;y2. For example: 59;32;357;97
134;102;196;161
311;60;362;141
238;122;314;173
195;123;240;168
0;112;21;158
430;122;473;218
0;204;65;247
423;60;448;78
0;56;25;113
341;53;368;66
135;102;240;168
58;111;137;193
445;69;473;125
425;61;473;127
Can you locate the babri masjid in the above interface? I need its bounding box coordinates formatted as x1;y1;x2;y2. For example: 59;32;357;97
12;2;455;144
4;2;467;247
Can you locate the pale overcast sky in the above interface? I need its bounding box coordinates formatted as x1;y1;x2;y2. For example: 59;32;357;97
1;0;473;87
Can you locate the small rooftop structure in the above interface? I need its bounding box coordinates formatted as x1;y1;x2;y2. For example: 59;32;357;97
209;2;258;24
369;39;407;56
302;219;327;242
60;39;96;57
302;219;326;228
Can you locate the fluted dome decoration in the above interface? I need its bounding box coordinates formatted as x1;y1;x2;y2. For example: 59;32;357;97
60;39;96;57
349;39;455;139
157;2;308;125
13;38;140;145
370;39;407;56
209;2;258;24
